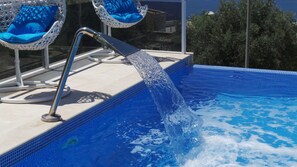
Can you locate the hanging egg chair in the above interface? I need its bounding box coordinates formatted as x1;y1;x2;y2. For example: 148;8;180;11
92;0;148;28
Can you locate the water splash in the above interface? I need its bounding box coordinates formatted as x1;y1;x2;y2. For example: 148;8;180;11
127;51;203;164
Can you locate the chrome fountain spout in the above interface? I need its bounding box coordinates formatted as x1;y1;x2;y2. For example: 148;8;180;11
41;28;202;164
41;27;140;122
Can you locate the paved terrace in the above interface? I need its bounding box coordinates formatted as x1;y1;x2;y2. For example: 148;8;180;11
0;49;191;155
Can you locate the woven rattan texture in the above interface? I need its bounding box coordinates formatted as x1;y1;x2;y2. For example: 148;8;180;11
0;0;66;50
92;0;147;28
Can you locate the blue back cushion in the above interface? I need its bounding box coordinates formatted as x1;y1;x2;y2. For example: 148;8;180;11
7;5;58;35
103;0;138;15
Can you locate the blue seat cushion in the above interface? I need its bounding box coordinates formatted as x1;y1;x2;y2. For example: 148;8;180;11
104;0;139;15
0;32;46;44
111;13;143;23
0;5;58;43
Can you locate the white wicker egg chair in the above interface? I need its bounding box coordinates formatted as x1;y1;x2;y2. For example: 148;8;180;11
88;0;147;63
0;0;70;103
92;0;148;28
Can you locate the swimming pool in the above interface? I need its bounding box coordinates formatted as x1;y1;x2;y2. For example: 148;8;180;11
6;65;297;166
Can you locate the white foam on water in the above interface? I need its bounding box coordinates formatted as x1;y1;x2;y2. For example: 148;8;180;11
130;129;168;157
131;129;168;146
183;135;239;167
183;94;297;167
183;131;297;167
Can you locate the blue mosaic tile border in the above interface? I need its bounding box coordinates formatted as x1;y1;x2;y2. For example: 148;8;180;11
0;56;191;167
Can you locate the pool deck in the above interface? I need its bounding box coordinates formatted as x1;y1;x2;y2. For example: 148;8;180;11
0;49;192;156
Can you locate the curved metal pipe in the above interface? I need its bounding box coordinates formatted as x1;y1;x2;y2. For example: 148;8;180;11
41;27;140;122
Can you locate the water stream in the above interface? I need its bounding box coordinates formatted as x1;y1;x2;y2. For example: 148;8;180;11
127;51;203;164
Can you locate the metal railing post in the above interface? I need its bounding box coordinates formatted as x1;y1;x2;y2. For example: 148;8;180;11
245;0;251;68
181;0;187;54
43;46;50;69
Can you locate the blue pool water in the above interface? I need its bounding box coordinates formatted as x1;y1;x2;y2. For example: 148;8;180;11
14;65;297;166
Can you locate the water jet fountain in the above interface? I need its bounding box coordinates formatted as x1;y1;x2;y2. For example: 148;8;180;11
42;27;203;164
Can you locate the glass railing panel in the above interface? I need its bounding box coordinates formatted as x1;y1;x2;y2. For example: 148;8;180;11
0;0;185;80
248;0;297;70
49;1;103;62
2;0;296;80
187;0;297;70
0;1;103;80
112;0;182;51
0;47;42;79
